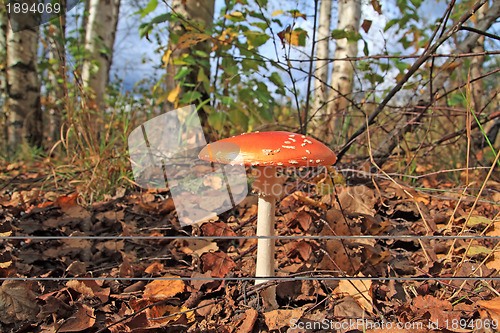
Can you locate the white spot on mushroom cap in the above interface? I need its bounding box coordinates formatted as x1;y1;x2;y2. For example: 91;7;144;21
289;160;299;164
289;137;296;142
284;141;291;144
306;149;311;154
282;145;296;149
304;139;313;144
301;143;306;147
277;162;284;166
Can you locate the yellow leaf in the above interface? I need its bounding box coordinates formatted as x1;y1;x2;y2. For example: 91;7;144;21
224;10;243;19
161;49;172;68
176;32;210;49
272;10;284;16
143;277;186;299
167;84;181;103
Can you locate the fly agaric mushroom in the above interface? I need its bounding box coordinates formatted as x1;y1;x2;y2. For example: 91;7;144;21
198;131;336;304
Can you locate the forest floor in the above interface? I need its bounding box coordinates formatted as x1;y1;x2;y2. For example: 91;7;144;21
1;160;500;333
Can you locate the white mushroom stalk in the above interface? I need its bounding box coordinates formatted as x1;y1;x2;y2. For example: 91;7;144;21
252;166;286;283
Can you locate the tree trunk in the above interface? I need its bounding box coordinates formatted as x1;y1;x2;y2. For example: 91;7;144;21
0;4;7;155
313;0;361;145
311;0;332;134
47;10;66;145
166;0;215;131
5;7;43;154
81;0;120;138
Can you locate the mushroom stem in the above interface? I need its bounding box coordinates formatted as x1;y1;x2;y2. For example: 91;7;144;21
256;194;275;283
252;166;285;284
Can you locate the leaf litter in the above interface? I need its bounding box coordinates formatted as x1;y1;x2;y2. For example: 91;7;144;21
0;162;499;332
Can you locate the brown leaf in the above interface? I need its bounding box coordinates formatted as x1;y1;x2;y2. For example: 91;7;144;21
263;309;304;331
335;185;376;216
190;271;220;291
55;193;79;211
201;252;236;277
66;279;110;303
477;298;500;322
144;262;164;275
334;274;373;313
176;32;211;49
371;0;382;14
177;238;219;256
0;280;39;324
286;240;313;262
129;299;195;328
237;308;258;333
56;303;95;332
411;295;458;324
362;19;372;33
201;222;237;237
143;277;186;300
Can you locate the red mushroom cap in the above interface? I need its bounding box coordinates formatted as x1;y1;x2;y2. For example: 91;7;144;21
198;131;336;167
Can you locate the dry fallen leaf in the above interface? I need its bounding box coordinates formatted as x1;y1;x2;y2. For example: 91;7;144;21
201;252;236;278
335;185;377;216
412;295;458;324
201;222;237;237
237;308;259;333
0;280;40;324
143;277;186;299
56;303;95;332
66;279;110;303
477;298;500;322
263;308;304;331
334;274;373;314
177;239;219;256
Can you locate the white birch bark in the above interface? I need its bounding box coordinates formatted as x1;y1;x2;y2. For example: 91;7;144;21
314;0;361;144
311;0;332;133
5;8;43;152
81;0;120;131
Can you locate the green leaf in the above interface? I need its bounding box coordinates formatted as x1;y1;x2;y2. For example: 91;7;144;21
179;90;202;104
197;68;211;94
362;40;369;56
138;23;153;39
174;66;191;80
244;31;270;49
395;61;408;72
151;13;172;24
139;0;158;19
208;112;227;131
229;107;249;131
269;72;284;88
331;29;348;39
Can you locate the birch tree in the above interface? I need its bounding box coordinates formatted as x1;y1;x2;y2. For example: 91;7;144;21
5;4;43;153
47;13;66;144
313;0;361;145
0;4;7;154
311;0;332;133
81;0;120;136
